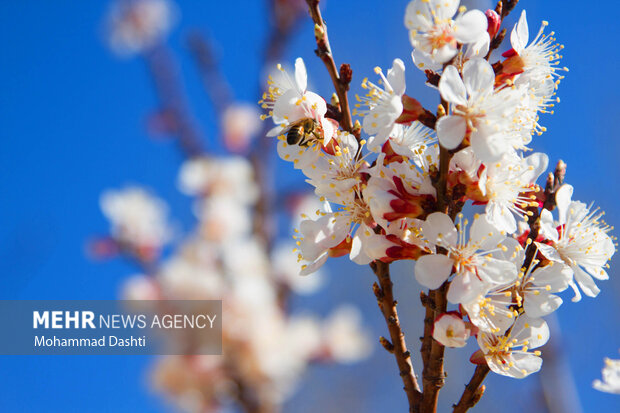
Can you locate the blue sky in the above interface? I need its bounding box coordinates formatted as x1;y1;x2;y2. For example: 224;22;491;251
0;0;618;411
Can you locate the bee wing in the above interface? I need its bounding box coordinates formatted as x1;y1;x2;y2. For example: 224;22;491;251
267;124;286;137
278;119;305;135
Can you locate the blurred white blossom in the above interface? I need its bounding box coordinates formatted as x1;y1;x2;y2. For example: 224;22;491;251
593;353;620;394
106;0;177;56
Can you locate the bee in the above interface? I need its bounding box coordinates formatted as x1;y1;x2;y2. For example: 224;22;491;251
285;118;322;147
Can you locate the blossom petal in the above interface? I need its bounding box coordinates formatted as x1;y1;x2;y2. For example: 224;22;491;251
300;252;328;275
272;89;308;124
387;58;406;96
463;58;494;99
350;224;389;265
513;316;549;349
535;242;563;263
294;57;307;92
470;131;510;163
411;49;442;72
423;212;458;248
447;270;486;304
521;152;549;184
320;117;338;146
304;91;327;118
454;10;488;44
433;44;459;64
510;10;529;54
555;184;574;225
477;257;517;284
486;201;517;234
431;0;459;20
532;263;572;292
469;213;504;251
464;32;490;59
437;115;466;150
404;0;433;31
511;352;543;378
572;265;600;297
538;209;559;242
438;65;467;106
415;254;453;290
524;292;562;318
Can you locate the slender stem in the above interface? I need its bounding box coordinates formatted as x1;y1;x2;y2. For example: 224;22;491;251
143;45;205;158
452;365;490;413
485;0;521;60
187;32;234;119
371;261;422;412
418;99;454;413
435;146;452;213
305;0;354;134
420;283;448;413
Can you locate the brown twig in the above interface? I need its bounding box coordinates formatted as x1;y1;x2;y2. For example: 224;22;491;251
500;0;520;19
303;6;424;408
452;365;490;413
305;0;354;134
485;28;506;61
420;283;448;413
144;45;205;158
187;32;234;118
485;0;521;60
523;159;566;268
418;99;457;412
371;261;422;412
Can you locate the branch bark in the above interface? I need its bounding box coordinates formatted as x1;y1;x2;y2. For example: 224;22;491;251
305;0;354;134
420;283;448;413
452;365;490;413
417;99;454;413
371;261;422;412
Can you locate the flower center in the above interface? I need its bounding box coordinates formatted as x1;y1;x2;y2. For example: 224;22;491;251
428;24;456;50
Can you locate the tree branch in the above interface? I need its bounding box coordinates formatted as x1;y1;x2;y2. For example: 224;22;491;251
485;0;521;60
417;99;455;413
187;32;234;119
371;261;422;412
420;283;448;413
143;45;205;158
305;0;354;134
452;365;490;413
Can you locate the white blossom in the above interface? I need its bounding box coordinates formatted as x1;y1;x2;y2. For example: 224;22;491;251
433;312;470;348
436;58;525;162
261;58;336;145
100;186;172;253
322;305;373;363
106;0;177;56
404;0;488;67
537;184;615;301
355;59;406;151
593;353;620;394
479;152;548;233
416;212;518;304
477;315;549;378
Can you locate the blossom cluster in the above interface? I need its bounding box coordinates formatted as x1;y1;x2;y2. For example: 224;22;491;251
98;1;372;410
105;0;178;56
594;351;620;395
261;0;615;379
98;158;371;411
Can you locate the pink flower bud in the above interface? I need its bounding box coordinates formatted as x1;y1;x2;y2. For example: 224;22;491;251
485;9;501;38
